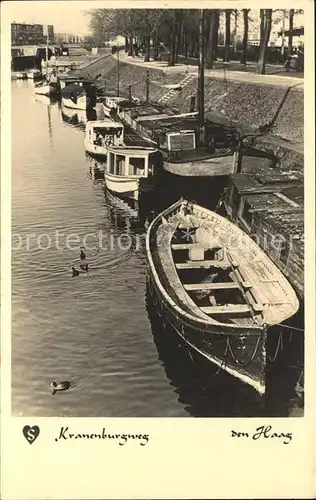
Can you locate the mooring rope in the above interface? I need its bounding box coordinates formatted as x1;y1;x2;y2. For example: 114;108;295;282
275;323;304;332
268;330;284;363
226;335;262;367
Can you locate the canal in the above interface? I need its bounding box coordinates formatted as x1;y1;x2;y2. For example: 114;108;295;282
11;81;303;417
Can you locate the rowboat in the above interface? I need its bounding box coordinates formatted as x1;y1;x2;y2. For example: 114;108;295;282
146;199;299;395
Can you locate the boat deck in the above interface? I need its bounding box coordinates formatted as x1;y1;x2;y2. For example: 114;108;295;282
224;173;304;299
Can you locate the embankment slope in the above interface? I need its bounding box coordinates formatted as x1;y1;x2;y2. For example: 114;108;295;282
76;54;304;171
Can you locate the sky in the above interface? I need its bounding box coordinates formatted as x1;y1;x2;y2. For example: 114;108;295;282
5;2;304;37
6;2;91;36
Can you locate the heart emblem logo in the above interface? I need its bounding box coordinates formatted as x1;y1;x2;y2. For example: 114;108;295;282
23;425;40;444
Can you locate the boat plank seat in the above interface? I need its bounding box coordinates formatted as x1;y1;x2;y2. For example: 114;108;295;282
232;265;263;312
176;260;231;270
200;304;251;315
171;243;221;251
241;281;252;289
184;282;240;291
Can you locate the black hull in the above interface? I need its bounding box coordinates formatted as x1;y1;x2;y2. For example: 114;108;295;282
147;269;267;395
85;151;107;161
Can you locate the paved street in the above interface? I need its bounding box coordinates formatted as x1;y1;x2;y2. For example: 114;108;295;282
118;51;304;89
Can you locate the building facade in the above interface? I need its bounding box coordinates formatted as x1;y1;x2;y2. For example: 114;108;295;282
54;33;85;44
11;23;54;45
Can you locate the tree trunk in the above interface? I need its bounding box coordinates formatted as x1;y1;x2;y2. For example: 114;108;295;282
224;10;231;62
183;24;188;61
125;37;128;52
178;17;184;56
288;9;294;54
212;10;220;60
206;10;215;69
174;11;181;63
280;9;286;59
257;9;272;74
144;18;151;62
259;9;265;53
204;10;211;51
168;12;176;66
232;10;238;53
153;27;160;61
128;35;134;57
240;9;249;65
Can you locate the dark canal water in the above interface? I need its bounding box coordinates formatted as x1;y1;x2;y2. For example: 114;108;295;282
11;81;303;417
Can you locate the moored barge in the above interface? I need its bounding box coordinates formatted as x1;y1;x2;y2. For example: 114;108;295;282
116;102;241;177
222;171;304;299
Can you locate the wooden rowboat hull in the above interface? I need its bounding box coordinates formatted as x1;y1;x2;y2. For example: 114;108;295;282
147;268;267;394
146;198;299;395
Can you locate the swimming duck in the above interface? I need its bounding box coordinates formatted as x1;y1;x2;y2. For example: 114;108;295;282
80;262;89;272
72;266;79;277
80;249;86;260
50;380;71;395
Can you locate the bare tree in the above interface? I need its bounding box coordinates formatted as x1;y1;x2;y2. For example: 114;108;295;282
288;9;294;54
168;10;177;66
240;9;250;65
205;10;216;69
224;10;231;62
257;9;272;74
212;11;220;61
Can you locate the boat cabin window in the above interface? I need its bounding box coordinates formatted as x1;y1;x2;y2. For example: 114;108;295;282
92;127;123;146
279;238;290;266
108;151;148;177
128;157;145;176
115;154;125;176
109;152;115;174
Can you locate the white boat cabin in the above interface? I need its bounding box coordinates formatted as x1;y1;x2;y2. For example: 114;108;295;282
85;120;124;155
106;145;158;178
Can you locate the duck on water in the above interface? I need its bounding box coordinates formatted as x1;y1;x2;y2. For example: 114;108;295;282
71;249;89;276
50;380;71;395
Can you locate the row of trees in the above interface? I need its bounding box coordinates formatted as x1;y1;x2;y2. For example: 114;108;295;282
88;9;303;74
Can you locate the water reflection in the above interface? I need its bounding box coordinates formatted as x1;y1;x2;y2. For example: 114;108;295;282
60;107;88;129
146;284;303;417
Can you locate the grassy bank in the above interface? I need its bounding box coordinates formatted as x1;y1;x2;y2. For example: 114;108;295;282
75;54;304;171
